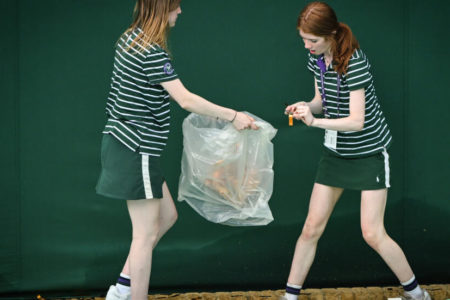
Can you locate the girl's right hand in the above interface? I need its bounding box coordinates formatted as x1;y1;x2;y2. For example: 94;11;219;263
232;112;259;130
285;101;307;115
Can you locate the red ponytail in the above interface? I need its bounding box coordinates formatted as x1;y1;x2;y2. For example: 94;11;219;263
332;22;359;74
297;2;359;74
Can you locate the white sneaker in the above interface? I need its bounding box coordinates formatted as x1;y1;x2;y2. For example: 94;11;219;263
105;285;131;300
402;290;432;300
279;294;298;300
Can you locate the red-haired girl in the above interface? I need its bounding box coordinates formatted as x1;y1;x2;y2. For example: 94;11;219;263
283;2;430;300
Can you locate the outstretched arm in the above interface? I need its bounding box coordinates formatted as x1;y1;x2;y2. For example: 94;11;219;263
161;79;258;130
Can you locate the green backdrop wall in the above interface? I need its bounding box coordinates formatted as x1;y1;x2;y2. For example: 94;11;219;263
1;0;449;296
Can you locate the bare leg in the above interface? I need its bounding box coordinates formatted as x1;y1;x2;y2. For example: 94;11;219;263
121;182;178;275
126;198;161;300
360;189;414;282
155;182;178;245
287;183;344;285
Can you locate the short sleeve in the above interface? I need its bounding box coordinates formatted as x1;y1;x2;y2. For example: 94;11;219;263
345;50;372;91
307;52;316;73
143;46;179;84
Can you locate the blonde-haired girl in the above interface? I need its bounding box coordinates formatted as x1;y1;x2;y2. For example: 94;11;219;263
96;1;257;299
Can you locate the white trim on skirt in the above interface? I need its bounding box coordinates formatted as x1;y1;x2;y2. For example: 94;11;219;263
141;155;154;199
382;148;391;188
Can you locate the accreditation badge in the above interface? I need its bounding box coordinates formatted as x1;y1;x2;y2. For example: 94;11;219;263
324;129;337;150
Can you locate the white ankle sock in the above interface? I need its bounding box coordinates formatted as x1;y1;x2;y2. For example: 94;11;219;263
402;275;423;299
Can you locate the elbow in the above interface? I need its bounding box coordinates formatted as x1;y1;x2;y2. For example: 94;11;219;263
176;93;194;111
354;118;365;131
348;116;364;131
178;98;190;110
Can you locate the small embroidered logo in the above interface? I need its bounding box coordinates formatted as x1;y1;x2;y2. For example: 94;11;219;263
163;62;174;75
376;176;380;183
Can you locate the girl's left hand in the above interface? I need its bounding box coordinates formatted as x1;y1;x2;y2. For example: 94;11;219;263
293;105;315;126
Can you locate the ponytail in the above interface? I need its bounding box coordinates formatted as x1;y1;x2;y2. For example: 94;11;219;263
331;22;359;74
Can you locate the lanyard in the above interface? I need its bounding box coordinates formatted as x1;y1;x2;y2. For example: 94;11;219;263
317;55;340;118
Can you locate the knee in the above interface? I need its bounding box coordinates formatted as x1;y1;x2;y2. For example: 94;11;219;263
162;208;178;230
169;210;178;227
362;227;386;250
300;220;324;242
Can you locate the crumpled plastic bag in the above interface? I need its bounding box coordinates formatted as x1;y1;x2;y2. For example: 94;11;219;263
177;112;277;226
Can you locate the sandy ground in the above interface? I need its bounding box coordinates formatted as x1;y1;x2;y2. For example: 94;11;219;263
141;285;449;300
31;284;449;300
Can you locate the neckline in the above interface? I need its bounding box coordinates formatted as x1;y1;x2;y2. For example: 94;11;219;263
317;54;333;73
323;54;333;69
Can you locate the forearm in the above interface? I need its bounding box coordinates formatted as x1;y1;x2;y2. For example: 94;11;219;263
311;116;364;131
290;98;322;114
308;88;365;131
180;91;235;121
307;97;323;114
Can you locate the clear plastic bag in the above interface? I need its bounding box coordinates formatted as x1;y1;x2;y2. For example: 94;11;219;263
177;112;277;226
